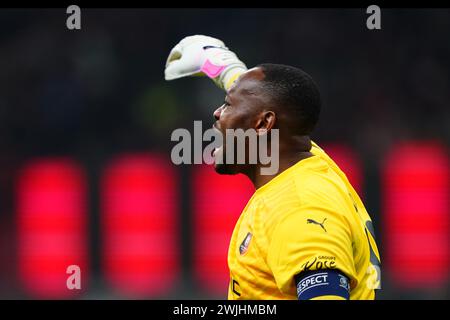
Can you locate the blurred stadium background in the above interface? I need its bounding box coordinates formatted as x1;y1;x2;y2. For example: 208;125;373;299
0;8;449;299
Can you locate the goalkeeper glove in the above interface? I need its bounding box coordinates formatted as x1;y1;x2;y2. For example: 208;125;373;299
164;35;247;91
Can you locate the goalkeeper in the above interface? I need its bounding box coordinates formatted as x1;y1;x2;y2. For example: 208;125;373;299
165;35;381;300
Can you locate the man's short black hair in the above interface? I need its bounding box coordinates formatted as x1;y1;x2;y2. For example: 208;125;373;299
257;63;321;135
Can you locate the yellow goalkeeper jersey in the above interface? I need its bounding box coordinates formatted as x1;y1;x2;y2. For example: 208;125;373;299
227;141;381;300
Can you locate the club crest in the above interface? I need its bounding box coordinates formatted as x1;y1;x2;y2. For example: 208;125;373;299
239;232;253;255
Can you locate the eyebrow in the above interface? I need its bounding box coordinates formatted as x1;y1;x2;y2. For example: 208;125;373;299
225;90;235;101
240;88;258;96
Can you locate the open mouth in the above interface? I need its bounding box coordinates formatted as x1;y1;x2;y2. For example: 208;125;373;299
212;123;223;159
213;146;222;158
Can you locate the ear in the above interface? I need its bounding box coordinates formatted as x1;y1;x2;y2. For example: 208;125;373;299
255;111;276;135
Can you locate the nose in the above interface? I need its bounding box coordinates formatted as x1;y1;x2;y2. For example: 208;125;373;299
213;105;223;121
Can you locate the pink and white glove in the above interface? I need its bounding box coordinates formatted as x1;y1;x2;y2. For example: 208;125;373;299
164;35;247;91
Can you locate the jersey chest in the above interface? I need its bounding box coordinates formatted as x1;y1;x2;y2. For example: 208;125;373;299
227;208;292;300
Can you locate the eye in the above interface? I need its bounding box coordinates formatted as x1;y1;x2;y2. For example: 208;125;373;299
223;100;231;107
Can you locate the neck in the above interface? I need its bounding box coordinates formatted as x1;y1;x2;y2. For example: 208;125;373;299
243;135;313;190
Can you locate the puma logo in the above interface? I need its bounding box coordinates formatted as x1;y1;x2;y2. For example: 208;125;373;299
307;218;327;232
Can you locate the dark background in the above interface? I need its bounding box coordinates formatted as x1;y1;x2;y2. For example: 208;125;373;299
0;8;449;299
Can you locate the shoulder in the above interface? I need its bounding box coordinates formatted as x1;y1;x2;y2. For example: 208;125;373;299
292;156;353;214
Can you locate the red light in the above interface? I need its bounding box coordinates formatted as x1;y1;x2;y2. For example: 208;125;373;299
322;143;363;196
101;153;179;297
192;165;254;296
17;158;88;298
383;141;450;288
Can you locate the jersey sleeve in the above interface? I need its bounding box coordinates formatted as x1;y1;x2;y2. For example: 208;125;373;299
266;204;357;296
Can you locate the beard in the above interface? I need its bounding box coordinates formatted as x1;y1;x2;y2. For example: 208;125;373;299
214;162;240;175
213;145;240;175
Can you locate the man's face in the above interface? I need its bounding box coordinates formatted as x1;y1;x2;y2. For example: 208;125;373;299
212;67;267;174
